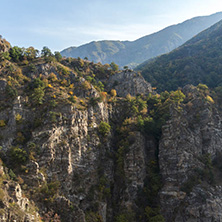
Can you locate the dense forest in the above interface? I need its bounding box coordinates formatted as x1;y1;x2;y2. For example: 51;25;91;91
137;19;222;92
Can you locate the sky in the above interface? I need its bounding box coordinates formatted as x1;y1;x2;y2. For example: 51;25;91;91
1;0;222;52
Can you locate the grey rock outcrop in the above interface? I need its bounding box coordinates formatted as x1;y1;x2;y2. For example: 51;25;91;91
0;166;39;221
159;85;222;221
0;38;10;53
0;79;7;91
106;71;152;97
0;79;157;221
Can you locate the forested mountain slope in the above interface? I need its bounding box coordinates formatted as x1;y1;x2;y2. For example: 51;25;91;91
137;19;222;92
61;12;222;68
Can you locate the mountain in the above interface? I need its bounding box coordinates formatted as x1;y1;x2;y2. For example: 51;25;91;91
3;37;222;221
61;12;222;68
136;18;222;92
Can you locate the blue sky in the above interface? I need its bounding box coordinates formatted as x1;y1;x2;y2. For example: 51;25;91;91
1;0;222;52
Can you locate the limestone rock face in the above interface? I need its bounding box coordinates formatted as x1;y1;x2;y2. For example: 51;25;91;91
174;185;222;221
0;166;39;221
3;58;222;222
0;79;7;91
121;132;156;209
0;38;10;53
0;86;150;221
0;61;158;221
159;85;222;221
106;71;152;97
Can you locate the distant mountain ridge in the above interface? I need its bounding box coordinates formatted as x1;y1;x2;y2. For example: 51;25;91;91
61;12;222;68
136;18;222;92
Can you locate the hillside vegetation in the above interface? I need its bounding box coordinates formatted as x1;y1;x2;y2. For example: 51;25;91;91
137;19;222;92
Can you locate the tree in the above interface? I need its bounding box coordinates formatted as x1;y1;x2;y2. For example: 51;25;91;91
110;62;119;72
0;51;11;61
98;121;111;137
24;47;39;60
28;64;37;73
9;46;23;62
33;77;44;88
54;51;62;62
123;65;128;70
41;46;53;58
97;81;104;91
32;87;45;105
197;83;209;94
9;146;27;165
170;90;185;104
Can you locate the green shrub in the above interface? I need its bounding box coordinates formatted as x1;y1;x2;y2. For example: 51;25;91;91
145;206;165;222
31;87;45;105
6;85;18;98
86;211;103;222
33;78;44;88
49;100;58;108
150;215;165;222
37;181;60;203
116;215;127;222
9;169;17;181
96;81;104;91
68;95;77;103
16;132;25;144
89;97;101;107
197;83;208;91
110;62;119;72
49;111;59;123
98;121;111;137
115;210;135;222
0;51;11;61
54;51;62;62
9;146;27;165
28;64;37;73
9;46;23;62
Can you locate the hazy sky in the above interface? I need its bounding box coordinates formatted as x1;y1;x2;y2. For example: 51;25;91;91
1;0;222;52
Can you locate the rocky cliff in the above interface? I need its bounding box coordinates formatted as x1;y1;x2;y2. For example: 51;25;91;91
159;85;222;221
1;41;222;222
106;71;152;97
0;38;10;53
0;80;157;221
0;49;160;221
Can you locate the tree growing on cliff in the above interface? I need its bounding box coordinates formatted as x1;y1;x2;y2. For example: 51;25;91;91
41;46;52;57
54;51;62;62
110;62;119;72
98;121;111;137
31;87;45;105
9;46;23;62
24;47;39;61
41;46;56;62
